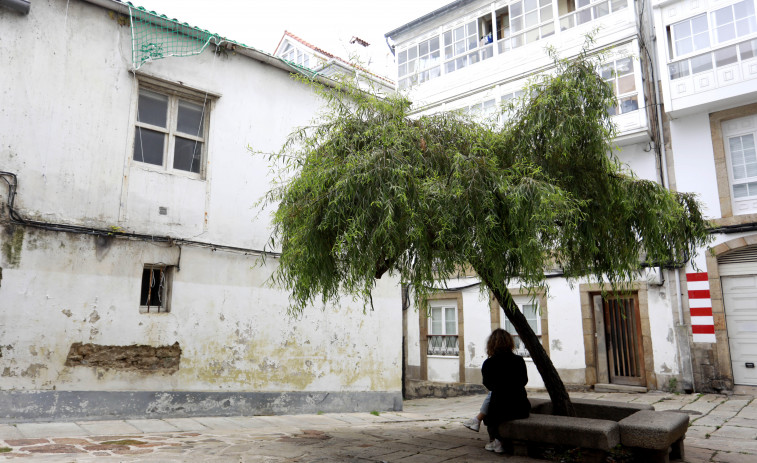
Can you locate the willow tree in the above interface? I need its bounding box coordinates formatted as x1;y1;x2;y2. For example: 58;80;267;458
262;48;710;416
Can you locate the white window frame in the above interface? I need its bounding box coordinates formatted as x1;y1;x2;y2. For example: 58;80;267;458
601;57;639;116
723;115;757;210
502;296;541;357
427;300;459;356
132;79;212;179
398;35;441;89
670;14;711;58
139;264;172;313
508;0;555;49
711;0;757;46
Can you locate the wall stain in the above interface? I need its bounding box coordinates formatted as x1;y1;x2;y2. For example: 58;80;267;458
551;339;563;351
88;310;100;323
21;363;47;378
1;226;23;267
65;342;181;373
61;309;72;318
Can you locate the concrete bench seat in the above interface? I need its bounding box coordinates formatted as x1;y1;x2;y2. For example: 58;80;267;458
619;410;689;463
495;398;686;462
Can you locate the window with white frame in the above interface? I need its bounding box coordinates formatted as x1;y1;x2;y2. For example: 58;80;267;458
280;43;311;68
427;301;459;356
667;1;757;80
724;115;757;205
502;296;541;357
467;98;498;120
134;85;209;177
140;265;172;313
558;0;627;31
398;35;441;89
509;0;555;49
671;14;710;57
600;57;638;115
712;0;757;45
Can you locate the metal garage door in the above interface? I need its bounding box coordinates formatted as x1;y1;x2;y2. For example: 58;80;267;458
720;246;757;386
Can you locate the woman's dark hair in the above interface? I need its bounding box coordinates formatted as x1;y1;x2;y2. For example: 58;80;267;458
487;328;515;357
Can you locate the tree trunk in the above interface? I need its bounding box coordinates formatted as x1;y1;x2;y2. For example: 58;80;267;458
475;268;576;417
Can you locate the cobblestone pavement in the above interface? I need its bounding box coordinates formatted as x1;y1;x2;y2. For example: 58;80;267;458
0;390;756;462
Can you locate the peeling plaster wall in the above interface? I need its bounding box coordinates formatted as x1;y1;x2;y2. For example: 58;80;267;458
0;0;402;419
0;217;401;395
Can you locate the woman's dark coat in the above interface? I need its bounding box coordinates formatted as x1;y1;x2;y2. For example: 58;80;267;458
481;350;530;428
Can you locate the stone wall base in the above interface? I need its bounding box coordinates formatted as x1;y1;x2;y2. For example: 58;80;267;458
404;379;486;399
0;390;402;423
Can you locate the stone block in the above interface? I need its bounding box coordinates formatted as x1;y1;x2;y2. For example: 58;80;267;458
499;414;620;451
532;398;653;421
618;410;688;449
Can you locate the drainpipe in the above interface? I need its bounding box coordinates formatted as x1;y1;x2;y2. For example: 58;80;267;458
0;0;30;14
649;23;695;393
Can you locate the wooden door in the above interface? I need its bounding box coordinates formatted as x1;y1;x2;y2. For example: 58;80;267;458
603;294;645;386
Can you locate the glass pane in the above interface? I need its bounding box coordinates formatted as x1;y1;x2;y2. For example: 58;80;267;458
133;127;164;166
408;47;417;60
732;165;746;181
733;183;748;197
716;24;736;43
419;41;429;56
454;26;465;41
526;27;540;43
467;36;478;51
594;1;610;18
137;90;168;127
173;137;202;173
744;135;756;150
445;307;456;334
525;10;539;27
560;15;575;31
524;304;539;334
540;0;551;6
669;60;690;79
541;22;555;37
398;63;407;77
691;14;708;34
431;307;442;334
398;50;407;64
430;66;441;79
676;37;693;56
430;36;440;51
620;95;639;113
177;100;205;136
511;1;522;16
715;46;738;66
577;8;592;25
618;74;635;94
445;45;454;59
616;57;633;75
690;54;713;73
600;64;614;79
693;32;710;51
541;5;553;20
455;40;466;55
730;136;744;154
445;60;456;73
525;0;537;12
673;20;691;39
713;7;734;28
611;0;627;11
736;17;757;37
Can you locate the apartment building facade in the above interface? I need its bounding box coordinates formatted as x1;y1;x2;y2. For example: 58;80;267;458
386;0;704;393
652;0;757;391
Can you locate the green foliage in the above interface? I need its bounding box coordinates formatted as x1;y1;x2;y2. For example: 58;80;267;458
262;44;711;314
370;410;380;416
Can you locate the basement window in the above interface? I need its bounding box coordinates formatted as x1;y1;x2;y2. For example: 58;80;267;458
140;265;172;313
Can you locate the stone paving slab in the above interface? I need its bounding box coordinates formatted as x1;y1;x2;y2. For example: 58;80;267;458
76;419;142;436
13;422;87;438
0;425;23;440
712;424;757;439
125;419;181;433
160;418;210;431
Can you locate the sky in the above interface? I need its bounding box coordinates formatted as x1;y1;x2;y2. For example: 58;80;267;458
133;0;450;75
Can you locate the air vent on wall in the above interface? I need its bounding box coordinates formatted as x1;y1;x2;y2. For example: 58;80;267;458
717;245;757;265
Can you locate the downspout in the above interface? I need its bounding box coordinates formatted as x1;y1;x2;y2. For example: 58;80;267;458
649;14;695;393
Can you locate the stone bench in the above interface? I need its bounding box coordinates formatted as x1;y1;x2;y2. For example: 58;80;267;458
496;399;686;462
618;410;689;463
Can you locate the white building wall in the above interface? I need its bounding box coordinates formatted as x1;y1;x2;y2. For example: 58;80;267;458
0;0;402;419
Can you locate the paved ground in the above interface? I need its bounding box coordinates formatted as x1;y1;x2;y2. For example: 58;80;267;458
0;390;756;462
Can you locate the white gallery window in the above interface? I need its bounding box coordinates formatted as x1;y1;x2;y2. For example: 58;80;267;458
671;15;710;57
712;0;757;44
280;43;311;68
134;86;209;177
502;297;541;357
427;302;459;356
140;265;172;313
601;57;638;115
398;36;441;89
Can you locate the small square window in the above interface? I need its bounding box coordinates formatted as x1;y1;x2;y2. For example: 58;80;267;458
140;265;172;313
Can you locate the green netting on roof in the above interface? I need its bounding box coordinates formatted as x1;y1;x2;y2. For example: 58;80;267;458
128;5;227;70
